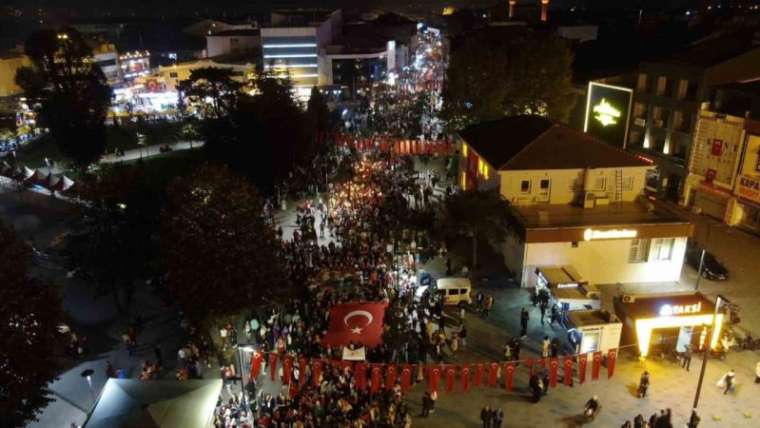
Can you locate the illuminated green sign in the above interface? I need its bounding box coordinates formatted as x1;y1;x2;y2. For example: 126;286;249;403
593;98;621;127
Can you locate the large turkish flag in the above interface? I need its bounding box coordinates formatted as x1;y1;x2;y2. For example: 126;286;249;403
321;302;388;348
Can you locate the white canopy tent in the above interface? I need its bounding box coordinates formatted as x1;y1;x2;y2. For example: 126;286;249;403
84;379;222;428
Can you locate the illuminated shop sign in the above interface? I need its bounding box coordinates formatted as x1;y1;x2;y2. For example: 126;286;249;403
583;228;638;241
584;82;633;149
659;302;702;317
592;99;621;127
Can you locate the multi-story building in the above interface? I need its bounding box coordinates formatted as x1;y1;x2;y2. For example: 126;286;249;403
206;29;261;58
260;10;342;97
683;82;760;233
626;31;760;201
0;53;30;97
457;116;694;292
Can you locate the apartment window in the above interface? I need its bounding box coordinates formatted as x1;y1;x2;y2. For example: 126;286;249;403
594;176;606;191
652;106;664;127
633;102;647;120
656;76;667;96
540;179;550;190
462;143;468;158
478;159;489;179
169;72;178;78
629;239;650;263
637;73;648;92
629;129;643;147
651;238;675;261
520;180;531;193
623;176;634;191
676;79;688;100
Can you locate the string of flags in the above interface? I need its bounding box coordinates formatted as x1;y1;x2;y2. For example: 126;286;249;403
315;132;454;156
249;348;619;394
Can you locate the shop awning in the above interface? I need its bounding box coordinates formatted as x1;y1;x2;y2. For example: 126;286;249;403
536;265;586;288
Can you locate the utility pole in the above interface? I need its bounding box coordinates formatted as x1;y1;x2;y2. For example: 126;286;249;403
692;295;724;412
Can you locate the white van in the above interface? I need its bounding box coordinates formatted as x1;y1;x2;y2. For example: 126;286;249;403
416;277;472;306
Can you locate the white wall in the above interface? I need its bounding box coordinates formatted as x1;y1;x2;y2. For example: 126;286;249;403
499;166;649;205
519;237;688;288
206;35;260;58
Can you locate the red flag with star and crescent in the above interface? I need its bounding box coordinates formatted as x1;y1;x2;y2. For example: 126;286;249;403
355;363;367;391
250;351;263;379
549;358;559;387
563;356;573;386
503;362;515;391
269;353;278;382
578;353;588;384
386;365;397;390
608;349;617;379
401;365;412;392
321;302;388;348
371;366;382;393
473;363;484;387
591;351;602;381
461;364;470;393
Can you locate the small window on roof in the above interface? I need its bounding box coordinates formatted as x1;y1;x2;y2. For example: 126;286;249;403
449;289;459;295
521;180;531;193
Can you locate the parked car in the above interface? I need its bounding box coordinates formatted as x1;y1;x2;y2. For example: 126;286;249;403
685;246;728;281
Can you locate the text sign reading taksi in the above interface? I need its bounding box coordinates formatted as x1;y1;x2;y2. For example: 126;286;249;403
583;228;638;241
659;302;702;317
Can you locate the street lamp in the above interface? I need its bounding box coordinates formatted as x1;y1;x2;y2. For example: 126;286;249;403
80;368;95;403
691;295;727;416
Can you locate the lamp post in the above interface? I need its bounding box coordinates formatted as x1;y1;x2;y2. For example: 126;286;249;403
692;295;725;415
80;368;96;404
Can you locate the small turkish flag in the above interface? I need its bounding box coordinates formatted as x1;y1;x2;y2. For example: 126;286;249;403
578;353;588;384
445;366;456;393
401;365;412;393
536;358;546;372
355;363;367;391
549;358;559;387
428;366;440;393
312;360;323;387
525;358;534;376
461;365;470;393
503;362;515;391
563;356;573;386
371;366;382;393
250;352;262;379
488;362;499;387
386;365;397;391
282;355;293;385
474;364;484;387
269;353;278;382
321;302;388;348
298;357;308;387
591;351;602;381
607;349;617;379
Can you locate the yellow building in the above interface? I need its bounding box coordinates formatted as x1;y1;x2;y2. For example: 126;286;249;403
0;54;32;97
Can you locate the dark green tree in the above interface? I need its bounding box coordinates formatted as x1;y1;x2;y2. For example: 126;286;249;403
161;163;290;324
15;28;111;168
0;221;65;427
178;67;244;118
67;164;163;313
435;189;512;268
442;28;575;130
306;86;330;134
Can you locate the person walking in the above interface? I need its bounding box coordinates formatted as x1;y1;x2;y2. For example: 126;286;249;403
460;323;468;349
480;405;491;428
682;345;692;371
539;302;547;325
542;336;550;358
420;391;431;417
520;307;530;338
638;371;650;398
687;410;701;428
494;409;504;428
633;414;645;428
723;369;736;394
755;361;760;384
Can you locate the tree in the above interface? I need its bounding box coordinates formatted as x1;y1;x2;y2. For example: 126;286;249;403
67;164;163;313
15;28;111;168
442;28;575;130
178;67;244;119
161;163;290;324
435;189;512;268
199;72;315;191
0;221;65;427
306;86;330;135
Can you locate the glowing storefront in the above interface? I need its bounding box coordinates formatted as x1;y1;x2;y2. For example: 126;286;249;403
614;293;723;358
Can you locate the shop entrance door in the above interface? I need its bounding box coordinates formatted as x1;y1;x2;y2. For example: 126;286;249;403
676;326;694;353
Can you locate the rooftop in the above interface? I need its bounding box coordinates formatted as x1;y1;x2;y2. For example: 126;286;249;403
459;116;650;170
665;29;760;68
209;29;260;37
511;199;689;230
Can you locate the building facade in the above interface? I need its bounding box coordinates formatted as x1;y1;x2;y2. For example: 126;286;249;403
457;116;693;290
206;30;261;58
626;40;760;202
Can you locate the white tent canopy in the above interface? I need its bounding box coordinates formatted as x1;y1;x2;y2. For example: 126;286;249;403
84;379;222;428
